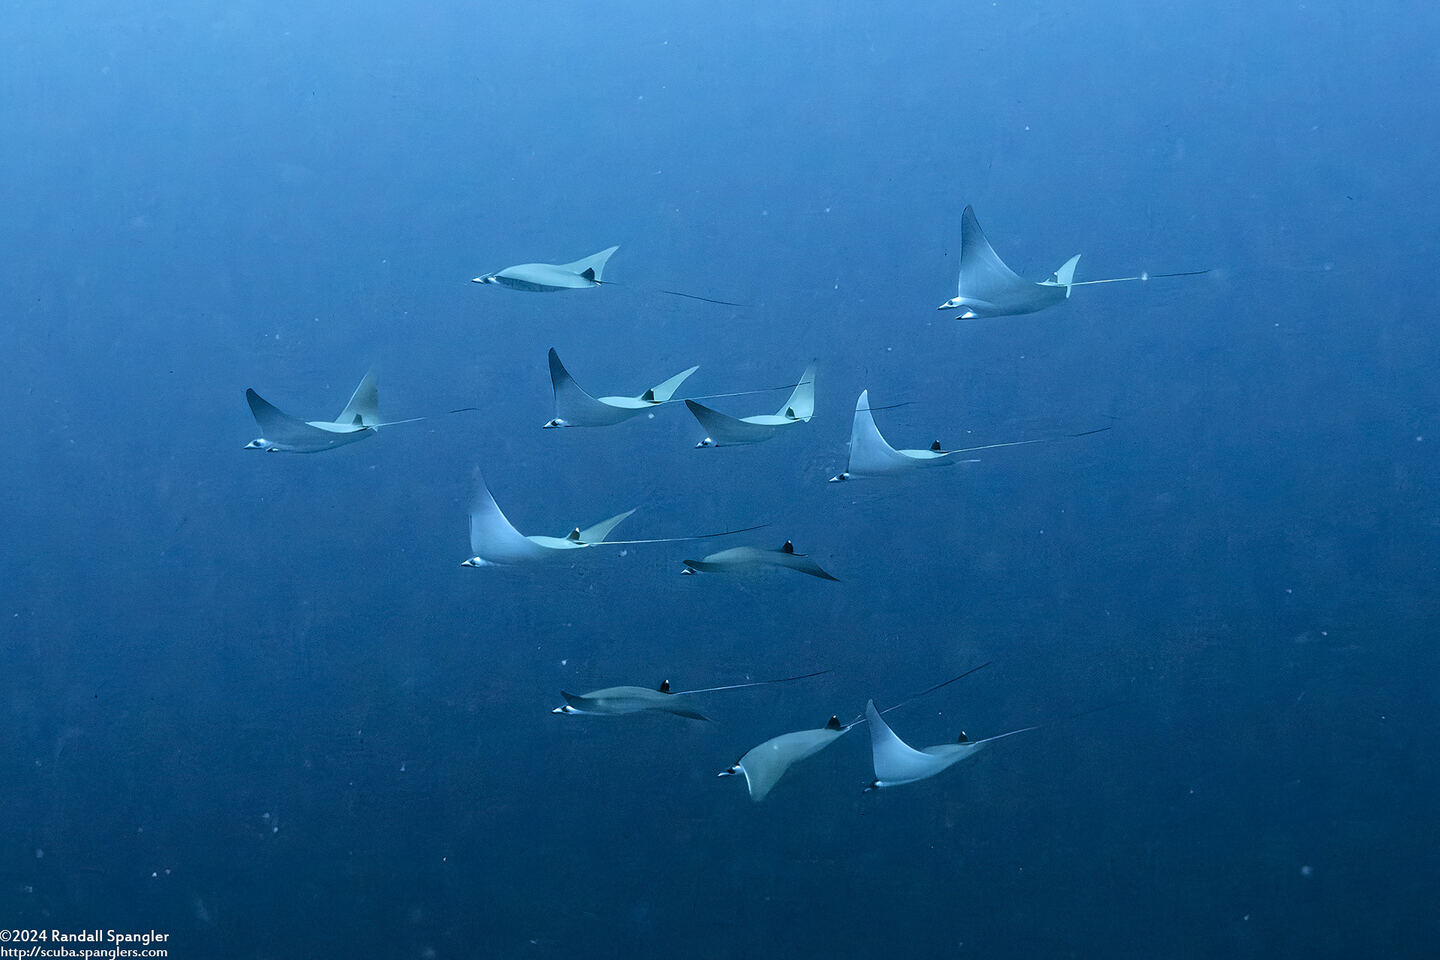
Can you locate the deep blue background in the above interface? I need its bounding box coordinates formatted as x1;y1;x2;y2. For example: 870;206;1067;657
3;1;1438;957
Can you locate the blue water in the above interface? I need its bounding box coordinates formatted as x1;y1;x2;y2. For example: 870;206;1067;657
3;1;1438;957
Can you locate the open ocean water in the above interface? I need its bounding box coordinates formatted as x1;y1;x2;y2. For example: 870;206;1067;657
2;1;1438;957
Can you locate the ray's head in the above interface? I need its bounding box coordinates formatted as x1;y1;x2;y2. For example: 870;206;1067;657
472;274;498;284
695;437;715;448
939;297;962;310
244;438;267;450
828;471;849;483
552;703;579;715
460;556;490;568
543;418;566;429
717;762;742;778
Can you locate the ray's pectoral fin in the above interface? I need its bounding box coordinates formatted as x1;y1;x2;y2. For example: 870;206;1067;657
561;245;619;282
336;369;381;426
645;365;699;404
575;508;637;545
866;699;940;788
1045;254;1082;295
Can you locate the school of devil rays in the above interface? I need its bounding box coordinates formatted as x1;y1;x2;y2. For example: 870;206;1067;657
244;207;1205;800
